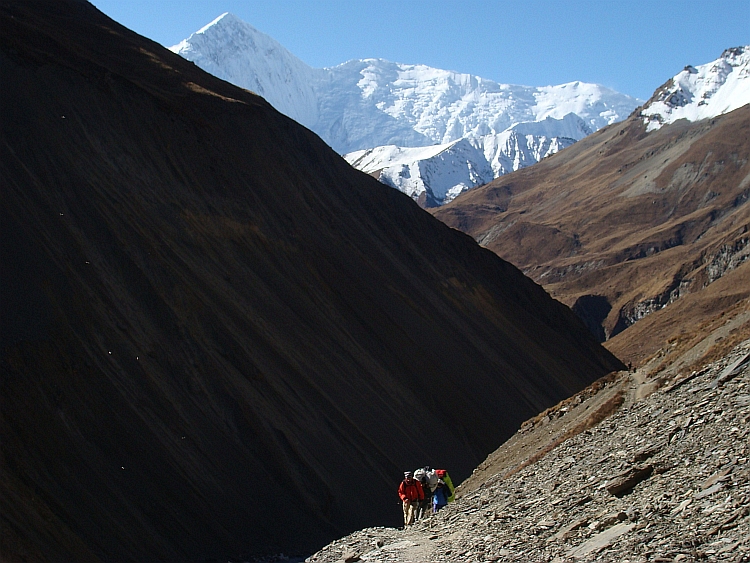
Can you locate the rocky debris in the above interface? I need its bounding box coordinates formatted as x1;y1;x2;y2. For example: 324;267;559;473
565;522;637;559
605;464;655;497
306;339;750;562
708;352;750;389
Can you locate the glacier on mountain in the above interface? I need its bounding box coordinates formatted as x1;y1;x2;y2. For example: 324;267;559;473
343;114;589;205
171;13;642;205
314;60;633;154
641;46;750;132
345;139;494;206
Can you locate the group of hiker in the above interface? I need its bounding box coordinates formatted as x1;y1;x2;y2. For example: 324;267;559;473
397;467;455;526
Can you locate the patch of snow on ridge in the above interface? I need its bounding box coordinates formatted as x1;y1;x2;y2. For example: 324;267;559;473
346;144;458;174
642;46;750;132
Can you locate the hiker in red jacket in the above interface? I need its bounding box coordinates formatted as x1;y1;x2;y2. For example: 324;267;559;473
397;471;424;526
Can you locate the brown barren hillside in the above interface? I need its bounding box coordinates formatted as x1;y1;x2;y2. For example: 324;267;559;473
0;2;623;561
434;104;750;367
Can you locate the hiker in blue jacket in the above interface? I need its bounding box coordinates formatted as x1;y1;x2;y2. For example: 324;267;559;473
432;479;449;513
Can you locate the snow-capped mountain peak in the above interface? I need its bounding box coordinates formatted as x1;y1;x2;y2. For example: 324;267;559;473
170;13;320;129
312;58;639;155
641;46;750;132
172;13;643;205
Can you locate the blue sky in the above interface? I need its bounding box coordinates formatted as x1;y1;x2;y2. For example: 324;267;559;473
90;0;749;100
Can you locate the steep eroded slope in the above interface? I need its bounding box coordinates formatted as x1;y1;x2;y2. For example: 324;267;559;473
0;2;622;560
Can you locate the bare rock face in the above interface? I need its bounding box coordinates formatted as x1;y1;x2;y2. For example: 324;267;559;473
307;337;750;562
0;2;623;561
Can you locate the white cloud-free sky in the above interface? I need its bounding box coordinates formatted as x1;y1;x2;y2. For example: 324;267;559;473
90;0;749;100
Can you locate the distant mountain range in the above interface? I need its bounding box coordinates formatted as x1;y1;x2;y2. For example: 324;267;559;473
171;13;641;205
341;47;750;207
345;114;592;207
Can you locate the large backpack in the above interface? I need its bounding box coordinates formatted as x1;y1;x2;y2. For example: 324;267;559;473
425;468;438;491
435;469;455;501
414;467;438;491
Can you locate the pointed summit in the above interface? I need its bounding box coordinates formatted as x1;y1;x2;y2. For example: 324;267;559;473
196;11;236;34
172;12;258;46
169;12;239;51
170;13;320;128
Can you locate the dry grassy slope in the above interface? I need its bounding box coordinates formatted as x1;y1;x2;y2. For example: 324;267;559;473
605;262;750;369
434;106;750;366
0;2;623;561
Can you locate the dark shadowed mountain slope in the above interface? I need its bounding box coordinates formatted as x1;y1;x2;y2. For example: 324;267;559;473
434;104;750;367
0;2;623;561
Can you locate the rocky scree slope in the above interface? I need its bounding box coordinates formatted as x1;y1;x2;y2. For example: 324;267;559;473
0;2;623;561
434;96;750;367
171;13;641;206
308;334;750;563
